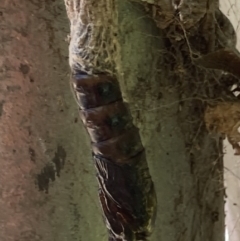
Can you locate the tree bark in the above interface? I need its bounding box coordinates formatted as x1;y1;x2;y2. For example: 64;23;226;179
0;0;230;241
64;0;228;240
116;2;225;241
0;1;105;241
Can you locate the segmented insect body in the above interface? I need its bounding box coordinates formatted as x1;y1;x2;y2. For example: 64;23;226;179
71;72;157;241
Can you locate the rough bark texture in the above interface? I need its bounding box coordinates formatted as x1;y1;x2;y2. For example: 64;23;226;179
0;1;105;241
0;0;230;241
64;0;228;240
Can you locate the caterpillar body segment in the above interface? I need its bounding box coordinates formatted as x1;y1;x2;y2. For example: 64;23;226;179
80;101;134;143
72;73;122;109
71;72;157;240
95;152;156;241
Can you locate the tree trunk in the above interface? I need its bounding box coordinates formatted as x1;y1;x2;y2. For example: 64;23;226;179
0;1;105;241
0;0;230;241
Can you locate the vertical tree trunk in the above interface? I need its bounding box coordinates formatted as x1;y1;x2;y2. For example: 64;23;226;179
116;1;225;241
1;0;228;241
0;1;106;241
65;0;227;240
